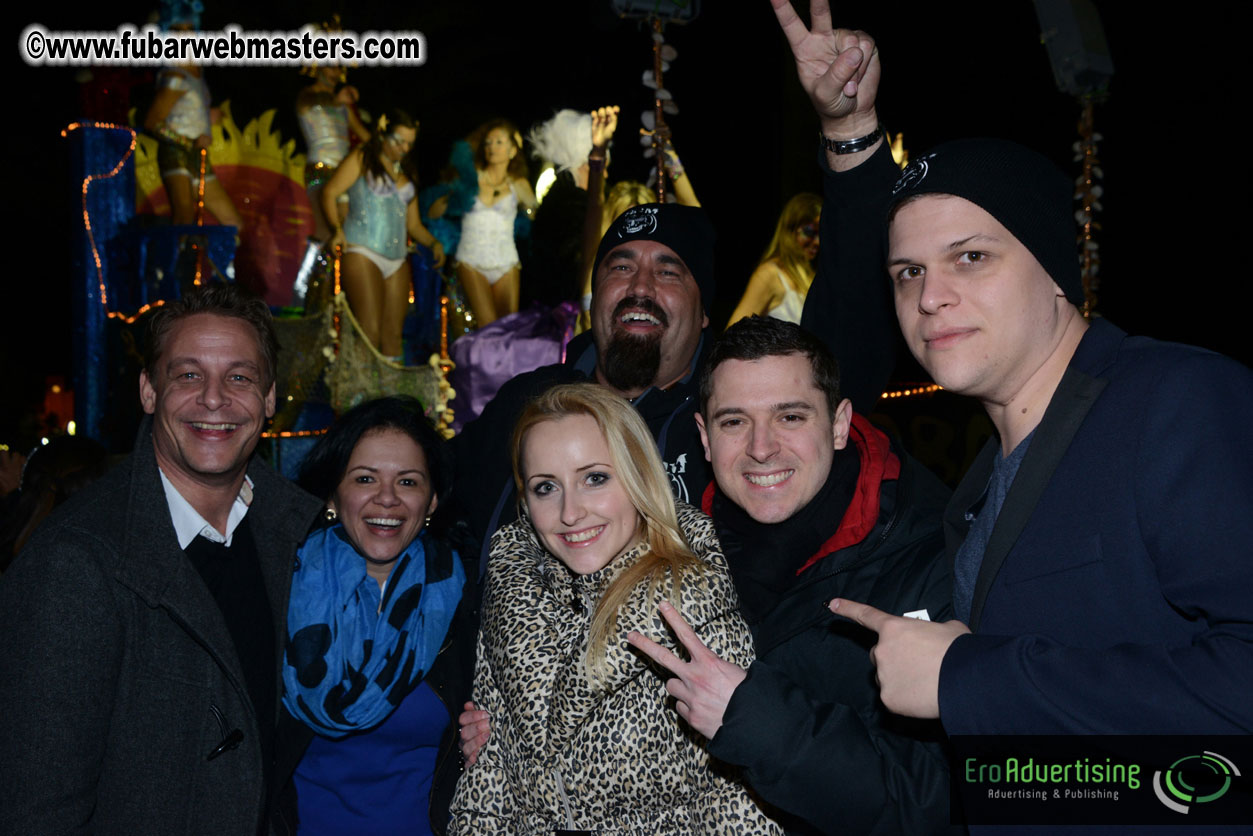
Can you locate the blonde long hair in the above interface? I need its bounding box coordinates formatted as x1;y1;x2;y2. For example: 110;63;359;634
601;181;654;237
511;383;702;680
760;192;821;292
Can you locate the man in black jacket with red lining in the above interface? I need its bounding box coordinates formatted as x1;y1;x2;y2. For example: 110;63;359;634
628;316;954;834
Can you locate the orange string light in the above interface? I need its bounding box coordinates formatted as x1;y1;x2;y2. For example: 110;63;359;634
261;428;329;439
879;383;944;400
62;121;150;322
193;147;207;286
439;295;449;361
331;248;342;342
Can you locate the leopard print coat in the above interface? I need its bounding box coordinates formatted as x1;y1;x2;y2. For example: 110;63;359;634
447;503;782;835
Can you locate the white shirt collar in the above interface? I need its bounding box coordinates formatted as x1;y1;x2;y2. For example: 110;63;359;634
158;468;254;549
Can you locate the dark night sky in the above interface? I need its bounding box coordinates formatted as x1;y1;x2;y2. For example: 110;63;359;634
6;0;1248;439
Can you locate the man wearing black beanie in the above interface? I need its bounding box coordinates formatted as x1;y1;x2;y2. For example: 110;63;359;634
769;0;1253;795
447;203;717;575
589;203;715;399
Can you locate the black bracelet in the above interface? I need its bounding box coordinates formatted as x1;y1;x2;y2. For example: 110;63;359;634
819;123;884;155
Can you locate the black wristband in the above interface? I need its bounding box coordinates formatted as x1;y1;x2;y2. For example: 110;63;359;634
819;123;884;155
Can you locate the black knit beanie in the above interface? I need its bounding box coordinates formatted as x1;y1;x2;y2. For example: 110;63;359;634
591;203;716;313
886;138;1084;306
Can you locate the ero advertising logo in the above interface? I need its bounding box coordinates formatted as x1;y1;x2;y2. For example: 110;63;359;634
951;736;1253;826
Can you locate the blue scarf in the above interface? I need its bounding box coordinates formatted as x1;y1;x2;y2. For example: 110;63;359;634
282;524;465;737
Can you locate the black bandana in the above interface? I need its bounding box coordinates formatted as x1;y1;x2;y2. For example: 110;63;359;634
714;445;860;623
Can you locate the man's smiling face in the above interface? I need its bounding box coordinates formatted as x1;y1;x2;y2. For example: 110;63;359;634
698;353;850;524
591;240;707;397
140;313;275;496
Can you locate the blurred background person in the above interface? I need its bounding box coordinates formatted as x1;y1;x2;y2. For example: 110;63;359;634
323;109;446;361
0;436;109;573
727;192;821;326
525;106;618;311
143;0;242;231
453;119;536;326
296;62;370;242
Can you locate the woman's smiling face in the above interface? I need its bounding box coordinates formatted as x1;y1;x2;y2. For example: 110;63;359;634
330;428;437;584
522;414;642;575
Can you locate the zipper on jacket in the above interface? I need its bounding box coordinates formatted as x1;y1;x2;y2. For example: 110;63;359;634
553;769;578;830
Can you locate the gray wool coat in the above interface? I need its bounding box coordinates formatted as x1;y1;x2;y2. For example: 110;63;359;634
0;418;322;836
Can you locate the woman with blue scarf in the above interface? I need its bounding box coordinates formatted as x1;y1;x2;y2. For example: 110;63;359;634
282;397;472;835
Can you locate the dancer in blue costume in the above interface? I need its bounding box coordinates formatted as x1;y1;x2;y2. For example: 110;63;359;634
453;119;536;326
323;109;445;360
284;396;473;836
143;0;242;231
297;63;369;241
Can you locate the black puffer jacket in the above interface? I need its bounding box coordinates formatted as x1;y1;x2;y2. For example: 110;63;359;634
707;417;957;835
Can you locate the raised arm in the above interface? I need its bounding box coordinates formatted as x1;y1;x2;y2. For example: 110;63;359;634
578;106;620;284
662;137;701;207
770;0;882;171
772;0;898;412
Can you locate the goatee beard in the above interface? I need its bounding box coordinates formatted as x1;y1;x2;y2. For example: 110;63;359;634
600;332;662;393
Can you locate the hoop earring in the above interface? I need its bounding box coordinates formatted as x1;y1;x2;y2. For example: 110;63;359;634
324;507;338;521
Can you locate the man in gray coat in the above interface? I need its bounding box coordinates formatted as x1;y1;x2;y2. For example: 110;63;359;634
0;285;322;835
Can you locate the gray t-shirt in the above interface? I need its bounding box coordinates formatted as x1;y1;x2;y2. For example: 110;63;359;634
952;430;1036;624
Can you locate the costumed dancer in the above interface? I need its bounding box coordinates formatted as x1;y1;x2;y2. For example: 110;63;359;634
297;56;370;242
143;0;242;231
728;193;822;326
453;119;536;327
322;109;445;361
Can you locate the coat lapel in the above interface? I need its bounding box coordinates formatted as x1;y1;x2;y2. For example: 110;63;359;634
246;457;322;720
966;350;1111;631
114;421;252;695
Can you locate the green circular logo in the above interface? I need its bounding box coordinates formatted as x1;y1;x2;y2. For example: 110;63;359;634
1153;751;1240;815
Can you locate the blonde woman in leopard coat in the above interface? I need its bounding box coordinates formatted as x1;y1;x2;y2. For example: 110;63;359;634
448;384;780;835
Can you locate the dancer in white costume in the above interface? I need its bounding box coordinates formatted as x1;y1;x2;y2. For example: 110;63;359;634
454;119;536;326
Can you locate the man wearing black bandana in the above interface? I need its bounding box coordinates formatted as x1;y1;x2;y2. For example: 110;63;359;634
446;203;717;572
628;316;955;835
